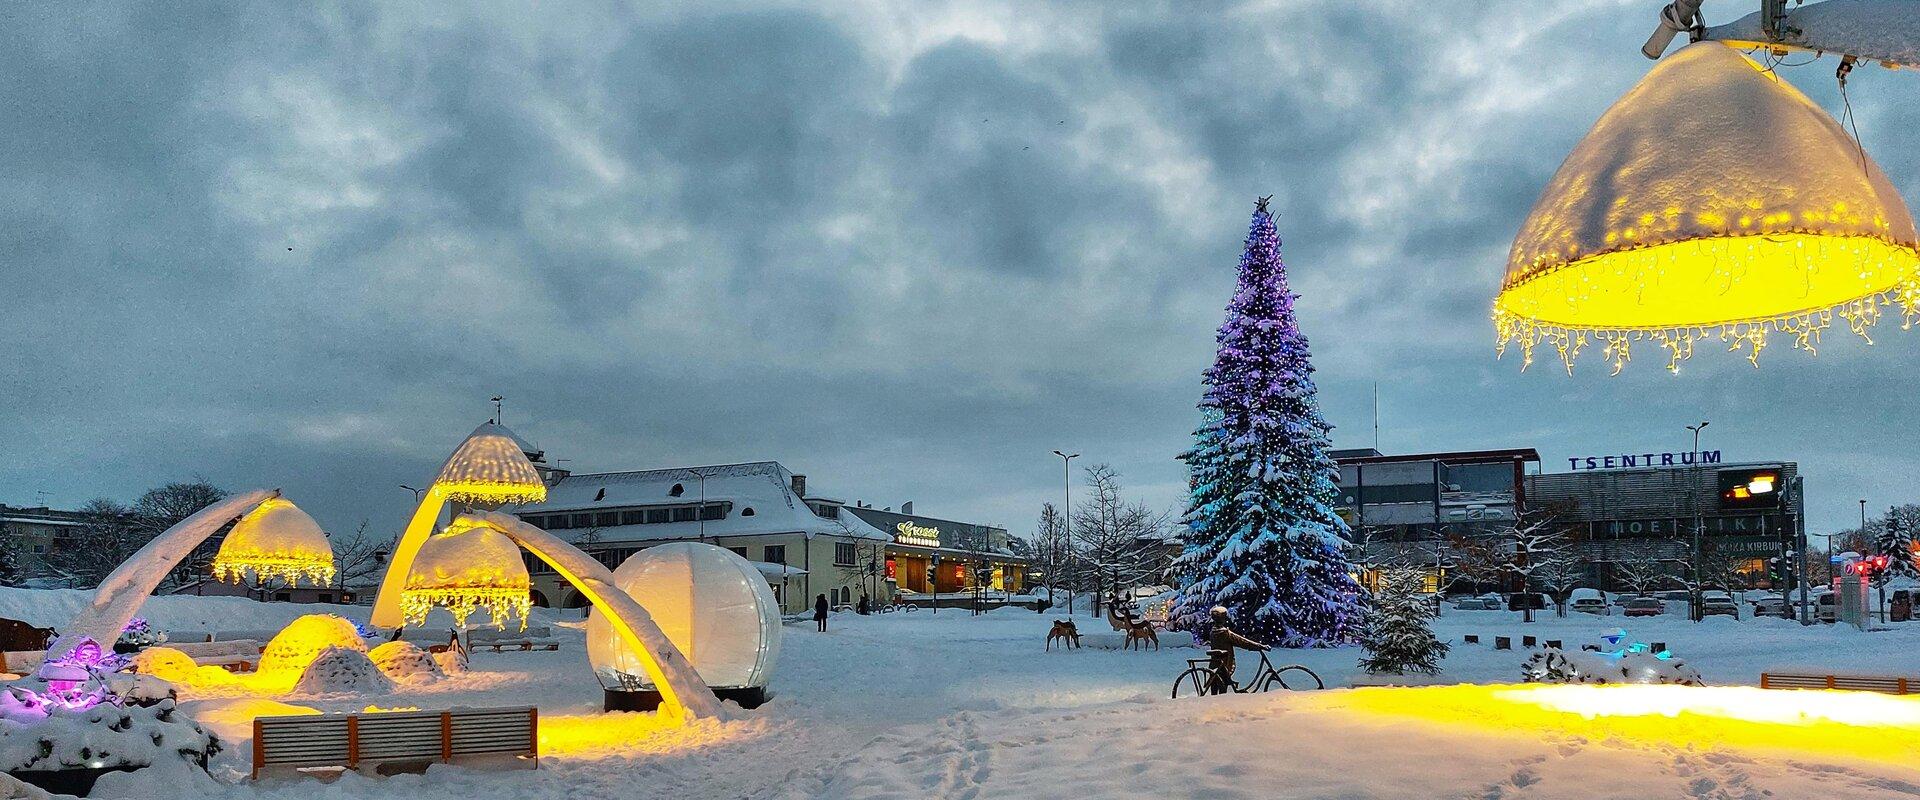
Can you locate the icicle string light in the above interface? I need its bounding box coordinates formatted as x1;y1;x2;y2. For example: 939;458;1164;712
399;587;530;631
433;422;549;505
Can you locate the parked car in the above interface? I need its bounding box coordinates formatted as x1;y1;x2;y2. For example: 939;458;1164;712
1751;596;1790;619
1506;592;1549;611
1451;595;1501;611
1657;590;1692;603
1623;597;1665;617
1701;592;1740;618
1816;591;1838;623
1568;588;1609;615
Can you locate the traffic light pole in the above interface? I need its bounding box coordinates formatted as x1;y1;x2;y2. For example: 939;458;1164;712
1793;476;1811;625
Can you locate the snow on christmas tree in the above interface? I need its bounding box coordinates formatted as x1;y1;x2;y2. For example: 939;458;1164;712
1168;197;1367;647
1358;567;1447;676
1873;506;1920;581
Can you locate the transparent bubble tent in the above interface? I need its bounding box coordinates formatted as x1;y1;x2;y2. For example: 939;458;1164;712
587;542;780;708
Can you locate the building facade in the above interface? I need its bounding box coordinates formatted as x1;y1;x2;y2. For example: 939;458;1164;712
513;461;1025;614
0;505;89;578
841;505;1027;598
1336;447;1804;594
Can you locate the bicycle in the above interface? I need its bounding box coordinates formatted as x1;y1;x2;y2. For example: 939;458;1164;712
1171;648;1324;698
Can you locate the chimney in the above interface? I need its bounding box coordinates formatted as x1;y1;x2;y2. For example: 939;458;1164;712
791;474;807;497
901;501;914;514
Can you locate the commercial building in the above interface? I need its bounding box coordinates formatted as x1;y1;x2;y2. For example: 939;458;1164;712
514;461;1026;614
1335;446;1804;593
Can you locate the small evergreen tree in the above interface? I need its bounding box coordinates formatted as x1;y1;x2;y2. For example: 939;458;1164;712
1168;197;1367;647
1358;567;1447;676
1873;506;1919;581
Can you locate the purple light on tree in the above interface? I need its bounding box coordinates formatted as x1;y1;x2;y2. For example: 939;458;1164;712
1168;196;1367;647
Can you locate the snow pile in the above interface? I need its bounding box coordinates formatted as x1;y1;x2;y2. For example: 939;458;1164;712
433;648;467;675
128;647;198;683
1522;648;1703;686
0;699;220;774
291;646;395;696
368;641;444;684
257;614;367;677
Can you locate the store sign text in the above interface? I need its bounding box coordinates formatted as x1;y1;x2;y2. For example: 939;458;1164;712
1568;450;1720;471
894;522;941;548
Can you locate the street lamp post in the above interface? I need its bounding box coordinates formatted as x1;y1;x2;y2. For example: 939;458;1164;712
1685;421;1709;622
1051;450;1078;614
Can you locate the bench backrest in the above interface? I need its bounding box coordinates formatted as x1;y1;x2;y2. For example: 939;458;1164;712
468;626;551;642
1761;672;1915;694
171;640;262;659
253;706;536;778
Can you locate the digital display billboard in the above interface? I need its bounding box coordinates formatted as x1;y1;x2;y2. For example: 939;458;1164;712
1718;467;1783;510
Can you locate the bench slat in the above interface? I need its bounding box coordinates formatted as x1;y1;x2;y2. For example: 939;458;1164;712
254;706;536;780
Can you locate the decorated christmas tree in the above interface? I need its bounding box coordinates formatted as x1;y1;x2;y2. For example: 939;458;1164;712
1168;197;1367;647
1358;567;1447;675
1873;506;1919;581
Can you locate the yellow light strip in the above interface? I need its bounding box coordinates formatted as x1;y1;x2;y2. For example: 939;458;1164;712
210;555;337;587
399;587;530;631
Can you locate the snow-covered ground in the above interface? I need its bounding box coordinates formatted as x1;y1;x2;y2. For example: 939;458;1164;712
5;589;1919;799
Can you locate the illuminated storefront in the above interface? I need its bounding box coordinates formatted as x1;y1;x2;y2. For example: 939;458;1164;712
848;508;1028;599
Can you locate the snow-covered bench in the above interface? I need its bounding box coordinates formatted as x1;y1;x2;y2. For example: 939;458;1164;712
0;650;44;675
170;640;263;672
1760;672;1916;695
468;628;558;652
251;706;538;780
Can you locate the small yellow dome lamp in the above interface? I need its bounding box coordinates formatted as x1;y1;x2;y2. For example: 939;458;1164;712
1497;6;1920;375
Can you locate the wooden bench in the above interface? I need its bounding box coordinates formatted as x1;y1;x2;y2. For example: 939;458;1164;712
253;706;537;780
170;639;263;672
469;627;558;653
0;650;44;675
1760;672;1917;695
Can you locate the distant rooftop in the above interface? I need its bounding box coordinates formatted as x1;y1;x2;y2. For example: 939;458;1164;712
1334;448;1542;465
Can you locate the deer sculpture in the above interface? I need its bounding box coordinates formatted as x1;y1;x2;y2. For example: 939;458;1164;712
1106;593;1160;651
1045;619;1081;650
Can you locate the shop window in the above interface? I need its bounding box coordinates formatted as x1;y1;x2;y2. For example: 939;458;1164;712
765;545;787;565
834;542;856;566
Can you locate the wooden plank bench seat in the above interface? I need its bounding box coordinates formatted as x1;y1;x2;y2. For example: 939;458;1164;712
1760;671;1916;695
468;627;559;653
253;706;537;780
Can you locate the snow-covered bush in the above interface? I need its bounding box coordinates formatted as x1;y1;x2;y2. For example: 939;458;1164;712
0;700;220;775
114;618;166;653
1522;648;1703;686
1358;567;1447;676
100;675;175;708
367;641;444;684
291;646;394;696
258;615;366;677
127;648;196;684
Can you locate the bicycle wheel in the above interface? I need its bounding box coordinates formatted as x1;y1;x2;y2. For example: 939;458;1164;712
1171;667;1215;699
1271;665;1324;690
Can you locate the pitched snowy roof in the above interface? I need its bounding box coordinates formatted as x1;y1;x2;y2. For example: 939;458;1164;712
522;461;890;544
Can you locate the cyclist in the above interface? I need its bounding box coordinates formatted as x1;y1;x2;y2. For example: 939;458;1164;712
1206;605;1269;693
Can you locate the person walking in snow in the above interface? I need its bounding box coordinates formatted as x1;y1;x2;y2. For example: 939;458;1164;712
857;593;870;615
1207;606;1268;693
814;594;830;632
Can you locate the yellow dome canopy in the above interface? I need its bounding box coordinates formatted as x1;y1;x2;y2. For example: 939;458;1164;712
401;519;531;629
433;422;548;505
212;497;336;586
1495;42;1920;373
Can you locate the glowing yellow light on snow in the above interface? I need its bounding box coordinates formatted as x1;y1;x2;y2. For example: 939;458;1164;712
433;422;548;505
400;520;531;630
1495;42;1920;374
1323;684;1920;767
211;497;337;587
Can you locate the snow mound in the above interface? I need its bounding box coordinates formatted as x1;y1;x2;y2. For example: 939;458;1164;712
1522;648;1703;686
258;614;367;677
129;647;198;683
368;641;444;684
291;646;394;696
434;648;468;675
0;699;220;773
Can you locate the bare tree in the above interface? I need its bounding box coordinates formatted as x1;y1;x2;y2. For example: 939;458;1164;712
1455;510;1572;623
830;536;890;609
42;498;141;588
1031;503;1068;607
331;520;392;591
1069;464;1172;617
1611;559;1669;597
1534;557;1586;617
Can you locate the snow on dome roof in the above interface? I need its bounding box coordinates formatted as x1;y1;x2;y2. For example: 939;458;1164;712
402;518;532;629
534;462;891;543
1496;41;1920;373
212;497;336;587
434;422;548;505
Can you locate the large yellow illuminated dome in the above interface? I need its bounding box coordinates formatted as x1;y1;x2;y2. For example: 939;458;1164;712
401;519;531;630
434;422;548;505
1495;42;1920;373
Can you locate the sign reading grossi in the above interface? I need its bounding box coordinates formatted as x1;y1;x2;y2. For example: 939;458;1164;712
893;522;940;548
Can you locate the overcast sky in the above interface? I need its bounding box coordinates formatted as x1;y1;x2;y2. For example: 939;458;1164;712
4;1;1916;539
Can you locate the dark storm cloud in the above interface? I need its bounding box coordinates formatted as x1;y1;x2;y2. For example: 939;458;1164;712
2;1;1914;538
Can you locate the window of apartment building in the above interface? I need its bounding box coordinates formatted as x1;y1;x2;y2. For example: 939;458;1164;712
764;544;786;565
646;508;670;524
595;512;619;527
700;504;725;521
813;503;839;519
834;541;856;566
620;510;646;525
671;506;698;523
571;513;596;528
728;546;748;559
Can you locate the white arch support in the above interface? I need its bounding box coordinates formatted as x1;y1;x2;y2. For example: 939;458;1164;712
466;511;728;722
48;489;277;661
369;485;450;628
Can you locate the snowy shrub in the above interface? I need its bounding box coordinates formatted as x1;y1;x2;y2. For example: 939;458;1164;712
291;646;394;696
258;614;367;676
1522;648;1703;686
114;618;166;652
1358;567;1447;676
101;675;175;708
128;648;197;684
0;699;220;774
368;641;444;684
